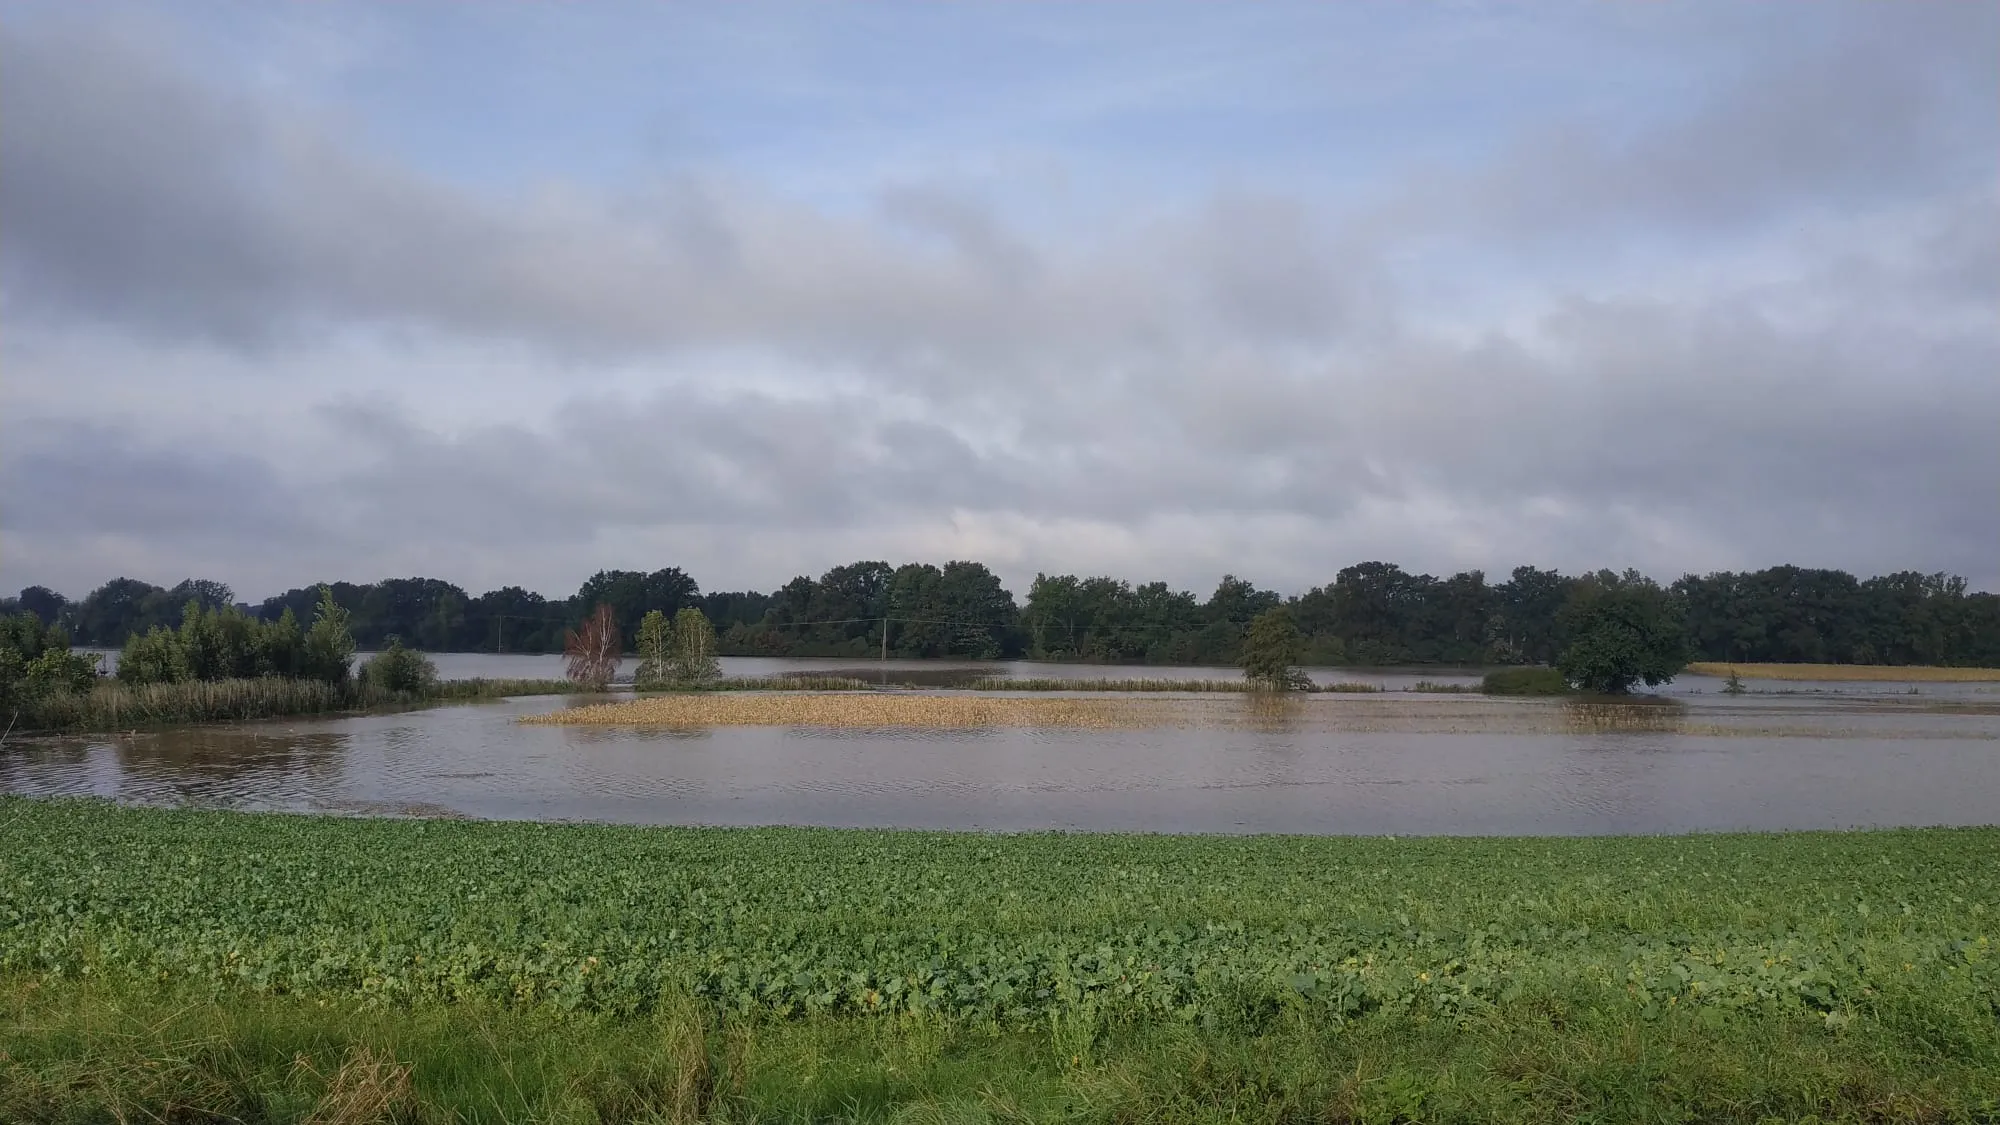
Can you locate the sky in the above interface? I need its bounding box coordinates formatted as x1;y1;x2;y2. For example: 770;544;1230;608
3;2;1996;603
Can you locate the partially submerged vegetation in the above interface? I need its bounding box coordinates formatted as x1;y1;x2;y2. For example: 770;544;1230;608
2;800;1997;1122
12;676;586;733
1481;667;1573;696
1688;661;2000;682
970;676;1256;692
526;692;1155;729
967;676;1388;693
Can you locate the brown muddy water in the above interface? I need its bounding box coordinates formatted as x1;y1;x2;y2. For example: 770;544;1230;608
6;671;1998;834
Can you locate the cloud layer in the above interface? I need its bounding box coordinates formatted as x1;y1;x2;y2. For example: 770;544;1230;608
4;4;1996;600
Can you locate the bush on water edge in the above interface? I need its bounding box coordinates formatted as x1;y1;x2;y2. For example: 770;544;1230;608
1482;666;1573;695
2;800;1997;1122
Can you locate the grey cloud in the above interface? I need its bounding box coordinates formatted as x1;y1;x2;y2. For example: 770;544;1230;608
1377;6;1997;246
3;8;1996;599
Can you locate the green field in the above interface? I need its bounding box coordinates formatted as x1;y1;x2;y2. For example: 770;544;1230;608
2;800;1997;1122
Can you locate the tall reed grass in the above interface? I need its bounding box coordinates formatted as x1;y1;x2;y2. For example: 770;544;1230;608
11;677;584;734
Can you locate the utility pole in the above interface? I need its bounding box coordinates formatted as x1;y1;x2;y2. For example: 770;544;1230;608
880;616;889;662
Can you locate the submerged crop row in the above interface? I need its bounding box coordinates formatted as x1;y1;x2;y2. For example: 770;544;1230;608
2;800;1995;1037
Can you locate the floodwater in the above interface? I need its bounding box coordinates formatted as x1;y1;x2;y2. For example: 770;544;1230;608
7;656;1998;834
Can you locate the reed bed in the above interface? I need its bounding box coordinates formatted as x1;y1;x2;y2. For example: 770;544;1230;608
1686;662;2000;682
524;692;1155;728
16;678;353;731
13;677;587;734
1407;680;1480;693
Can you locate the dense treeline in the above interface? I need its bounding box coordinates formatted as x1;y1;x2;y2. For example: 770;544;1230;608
7;560;1998;667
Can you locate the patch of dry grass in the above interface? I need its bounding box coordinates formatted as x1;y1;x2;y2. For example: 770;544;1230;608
1687;662;2000;682
523;692;1164;728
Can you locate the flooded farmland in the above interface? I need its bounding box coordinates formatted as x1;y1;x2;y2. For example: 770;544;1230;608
6;657;1997;834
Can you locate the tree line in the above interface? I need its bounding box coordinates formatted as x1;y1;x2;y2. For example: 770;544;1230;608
7;560;1998;667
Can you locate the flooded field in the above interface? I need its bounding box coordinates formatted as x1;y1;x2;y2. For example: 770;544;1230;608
5;676;1997;834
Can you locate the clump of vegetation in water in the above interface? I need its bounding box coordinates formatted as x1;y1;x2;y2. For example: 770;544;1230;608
1240;608;1315;691
1482;667;1572;695
1723;668;1748;694
2;800;1997;1121
357;637;437;696
1407;680;1478;693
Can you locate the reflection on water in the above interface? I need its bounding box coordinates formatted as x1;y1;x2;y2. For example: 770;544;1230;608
4;691;1998;834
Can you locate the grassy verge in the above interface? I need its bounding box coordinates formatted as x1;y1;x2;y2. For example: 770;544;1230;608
2;800;1997;1121
1686;661;2000;682
8;976;1996;1124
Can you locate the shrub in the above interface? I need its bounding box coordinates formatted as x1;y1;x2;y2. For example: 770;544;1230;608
1482;667;1572;696
359;638;437;695
1241;608;1312;691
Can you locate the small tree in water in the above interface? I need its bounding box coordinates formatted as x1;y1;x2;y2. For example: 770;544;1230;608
670;608;721;686
633;609;672;691
565;604;622;691
1240;608;1314;691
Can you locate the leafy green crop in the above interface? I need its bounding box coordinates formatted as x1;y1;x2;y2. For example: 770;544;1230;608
2;799;1995;1035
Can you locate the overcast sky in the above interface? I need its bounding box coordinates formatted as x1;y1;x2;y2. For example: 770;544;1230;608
4;2;1996;603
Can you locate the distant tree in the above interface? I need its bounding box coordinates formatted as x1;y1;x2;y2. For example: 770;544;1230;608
633;609;672;690
1240;608;1312;691
300;586;357;685
17;586;68;627
1556;571;1690;694
572;568;699;643
670;608;721;686
564;604;622;690
166;579;234;613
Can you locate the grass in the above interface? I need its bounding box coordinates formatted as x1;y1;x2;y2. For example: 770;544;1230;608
707;675;873;692
523;692;1162;728
1;800;1997;1122
1687;662;2000;682
426;678;590;700
10;676;587;734
1406;680;1478;693
1482;667;1573;696
969;677;1390;694
968;676;1239;692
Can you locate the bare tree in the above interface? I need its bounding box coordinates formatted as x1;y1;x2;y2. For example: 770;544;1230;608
564;604;622;690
